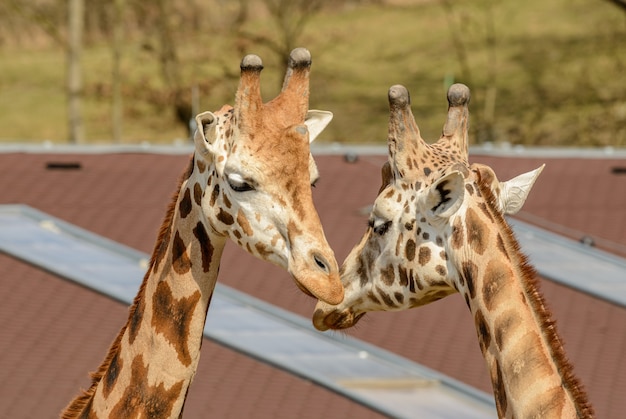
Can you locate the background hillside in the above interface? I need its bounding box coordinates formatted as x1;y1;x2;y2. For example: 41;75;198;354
1;0;625;146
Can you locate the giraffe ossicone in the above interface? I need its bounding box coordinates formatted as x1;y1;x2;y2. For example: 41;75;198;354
62;47;343;419
313;84;593;418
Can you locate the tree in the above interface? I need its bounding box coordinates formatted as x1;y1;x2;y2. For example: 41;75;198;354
111;0;124;142
240;0;328;72
67;0;84;144
604;0;626;12
440;0;499;143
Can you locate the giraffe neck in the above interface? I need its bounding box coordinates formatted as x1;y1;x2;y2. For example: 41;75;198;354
455;186;592;418
62;157;226;418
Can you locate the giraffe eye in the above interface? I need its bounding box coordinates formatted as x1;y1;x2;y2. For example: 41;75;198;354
227;173;255;192
370;219;392;235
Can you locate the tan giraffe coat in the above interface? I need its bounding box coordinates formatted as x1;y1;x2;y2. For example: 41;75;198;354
313;84;593;418
62;48;343;418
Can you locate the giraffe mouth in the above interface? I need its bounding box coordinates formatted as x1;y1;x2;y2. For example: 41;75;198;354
293;278;315;299
289;265;344;305
312;307;364;331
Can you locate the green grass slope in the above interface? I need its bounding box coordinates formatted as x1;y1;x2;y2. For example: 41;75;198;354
1;0;624;146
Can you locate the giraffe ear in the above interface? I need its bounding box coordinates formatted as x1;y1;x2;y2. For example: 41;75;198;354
194;111;219;156
498;164;545;215
422;171;465;220
305;110;333;143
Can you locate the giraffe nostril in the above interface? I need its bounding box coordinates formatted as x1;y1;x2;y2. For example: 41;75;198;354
313;254;329;274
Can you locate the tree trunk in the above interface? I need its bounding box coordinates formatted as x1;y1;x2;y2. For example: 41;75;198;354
67;0;84;144
111;0;124;143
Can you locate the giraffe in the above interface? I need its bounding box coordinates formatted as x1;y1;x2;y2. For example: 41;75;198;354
313;84;593;418
61;48;344;418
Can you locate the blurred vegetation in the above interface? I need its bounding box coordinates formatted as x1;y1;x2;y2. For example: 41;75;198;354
0;0;625;146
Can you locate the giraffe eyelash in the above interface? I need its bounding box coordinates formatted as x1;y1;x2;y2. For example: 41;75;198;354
226;173;255;192
368;218;392;235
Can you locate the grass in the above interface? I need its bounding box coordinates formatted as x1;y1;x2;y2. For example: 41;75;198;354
1;0;625;146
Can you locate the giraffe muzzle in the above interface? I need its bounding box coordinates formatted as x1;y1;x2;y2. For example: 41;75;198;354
311;304;364;331
289;251;344;305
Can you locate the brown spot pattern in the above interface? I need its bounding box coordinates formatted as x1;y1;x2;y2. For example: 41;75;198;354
192;222;213;273
375;286;396;307
482;259;513;312
395;234;403;257
193;182;202;206
380;264;395;286
223;192;232;209
172;231;192;274
461;261;478;299
504;332;553;398
237;210;253;236
491;360;507;418
209;183;220;206
289;183;306;220
357;254;370;288
494;309;522;352
465;208;488;255
179;189;192;219
398;266;410;287
129;290;145;344
153;226;172;273
451;217;464;250
103;351;122;399
526;386;566;418
254;242;272;258
110;355;184;418
367;290;381;305
286;220;303;250
216;208;234;225
405;239;416;261
418;246;431;266
394;292;404;304
196;159;206;173
152;281;202;367
474;309;491;354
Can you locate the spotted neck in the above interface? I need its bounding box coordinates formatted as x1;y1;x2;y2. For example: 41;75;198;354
455;181;592;418
62;158;226;418
63;47;343;419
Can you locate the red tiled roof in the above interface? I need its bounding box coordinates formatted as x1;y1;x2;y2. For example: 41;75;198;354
0;150;625;418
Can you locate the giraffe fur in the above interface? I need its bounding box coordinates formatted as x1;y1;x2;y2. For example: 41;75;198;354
313;84;593;418
62;48;343;419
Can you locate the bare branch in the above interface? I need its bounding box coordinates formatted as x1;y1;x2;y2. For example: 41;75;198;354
6;0;65;45
603;0;626;12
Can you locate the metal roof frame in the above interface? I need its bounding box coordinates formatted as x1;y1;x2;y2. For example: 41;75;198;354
0;204;495;419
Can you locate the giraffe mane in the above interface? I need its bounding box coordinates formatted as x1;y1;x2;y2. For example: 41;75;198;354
61;157;195;418
474;171;594;418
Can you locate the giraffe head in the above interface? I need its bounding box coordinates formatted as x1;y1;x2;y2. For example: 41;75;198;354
191;48;343;304
313;84;543;329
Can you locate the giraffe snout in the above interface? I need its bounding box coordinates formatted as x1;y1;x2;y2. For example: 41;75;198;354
312;304;363;331
312;307;331;331
289;248;343;305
